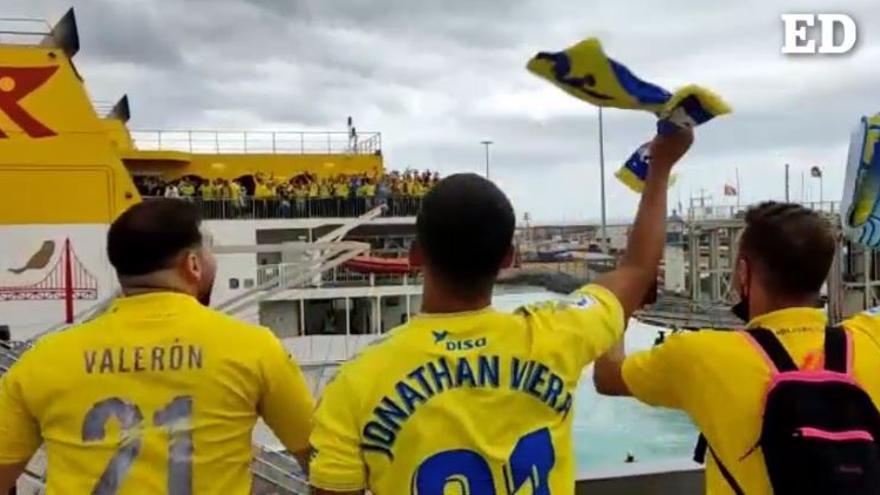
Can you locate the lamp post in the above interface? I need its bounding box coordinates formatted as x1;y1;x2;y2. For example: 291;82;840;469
598;107;607;251
811;165;824;206
481;140;493;179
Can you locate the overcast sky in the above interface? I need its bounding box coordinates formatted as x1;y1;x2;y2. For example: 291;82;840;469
8;0;880;222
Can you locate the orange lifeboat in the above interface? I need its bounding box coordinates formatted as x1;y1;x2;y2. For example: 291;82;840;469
343;256;416;274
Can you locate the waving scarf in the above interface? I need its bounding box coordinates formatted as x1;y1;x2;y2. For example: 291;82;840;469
528;37;731;192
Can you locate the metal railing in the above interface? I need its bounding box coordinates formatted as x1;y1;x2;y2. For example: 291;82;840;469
144;196;423;219
0;17;51;45
688;200;841;221
91;100;117;118
258;264;421;288
251;446;308;494
131;130;381;155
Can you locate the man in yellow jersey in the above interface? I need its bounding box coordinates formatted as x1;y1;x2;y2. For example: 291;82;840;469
594;202;880;493
0;199;314;494
308;128;694;494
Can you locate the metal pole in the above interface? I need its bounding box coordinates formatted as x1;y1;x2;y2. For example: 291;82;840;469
735;166;741;209
481;140;493;179
801;171;805;202
598;107;607;250
785;163;790;202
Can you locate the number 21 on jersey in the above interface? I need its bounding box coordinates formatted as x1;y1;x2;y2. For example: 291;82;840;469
82;395;193;495
411;427;554;495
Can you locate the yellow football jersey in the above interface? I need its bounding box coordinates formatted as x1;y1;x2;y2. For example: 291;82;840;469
0;292;314;494
309;284;624;494
623;307;880;494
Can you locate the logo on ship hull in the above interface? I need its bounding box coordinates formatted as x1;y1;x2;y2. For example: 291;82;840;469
0;238;97;302
0;66;58;138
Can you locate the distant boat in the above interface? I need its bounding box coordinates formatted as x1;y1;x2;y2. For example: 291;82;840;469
536;250;575;262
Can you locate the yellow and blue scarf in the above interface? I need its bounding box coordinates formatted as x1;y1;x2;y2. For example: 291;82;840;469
841;113;880;248
528;38;731;192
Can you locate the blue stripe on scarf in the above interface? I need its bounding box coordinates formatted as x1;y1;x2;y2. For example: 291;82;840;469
608;58;671;105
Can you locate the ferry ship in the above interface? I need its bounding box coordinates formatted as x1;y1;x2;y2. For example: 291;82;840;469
14;8;874;495
0;9;428;493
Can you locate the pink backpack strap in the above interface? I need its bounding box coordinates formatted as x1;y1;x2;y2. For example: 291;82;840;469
740;328;799;374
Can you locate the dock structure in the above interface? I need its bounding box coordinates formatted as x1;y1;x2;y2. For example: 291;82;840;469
652;200;880;327
524;201;880;329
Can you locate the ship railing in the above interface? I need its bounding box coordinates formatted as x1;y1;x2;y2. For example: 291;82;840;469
251;445;309;494
130;130;381;155
687;200;840;221
91;99;117;117
0;17;51;45
142;196;423;219
258;264;421;288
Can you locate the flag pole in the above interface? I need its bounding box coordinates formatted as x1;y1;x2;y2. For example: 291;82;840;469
735;166;741;209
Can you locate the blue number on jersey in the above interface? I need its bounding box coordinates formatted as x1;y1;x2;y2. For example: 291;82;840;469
411;427;555;494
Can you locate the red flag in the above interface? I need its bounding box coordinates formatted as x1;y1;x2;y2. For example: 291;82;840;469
724;183;738;196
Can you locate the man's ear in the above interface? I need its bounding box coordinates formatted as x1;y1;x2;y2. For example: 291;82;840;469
180;250;201;284
409;241;424;268
737;257;749;298
500;245;515;269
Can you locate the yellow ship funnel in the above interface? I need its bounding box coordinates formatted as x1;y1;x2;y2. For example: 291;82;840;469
0;8;140;225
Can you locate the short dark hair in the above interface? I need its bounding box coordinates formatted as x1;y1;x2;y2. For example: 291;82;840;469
416;173;515;294
740;202;835;297
107;199;203;276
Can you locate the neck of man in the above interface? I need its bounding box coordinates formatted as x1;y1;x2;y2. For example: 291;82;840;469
420;279;492;314
119;272;193;299
750;292;820;320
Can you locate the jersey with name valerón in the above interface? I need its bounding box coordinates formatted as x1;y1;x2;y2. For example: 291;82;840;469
309;284;624;494
0;292;314;494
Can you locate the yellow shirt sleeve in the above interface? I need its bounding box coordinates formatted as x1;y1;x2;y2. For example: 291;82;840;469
844;308;880;347
0;356;42;464
518;284;626;370
257;331;315;453
622;332;699;409
309;368;367;492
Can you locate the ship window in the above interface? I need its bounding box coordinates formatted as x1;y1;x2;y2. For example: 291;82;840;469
244;278;255;288
229;278;240;289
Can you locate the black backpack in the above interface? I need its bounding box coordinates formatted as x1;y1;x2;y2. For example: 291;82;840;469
694;326;880;494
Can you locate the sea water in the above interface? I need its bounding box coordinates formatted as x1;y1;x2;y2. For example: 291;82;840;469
492;290;697;471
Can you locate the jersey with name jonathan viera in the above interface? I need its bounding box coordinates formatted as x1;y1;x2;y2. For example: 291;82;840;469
0;292;314;494
309;284;625;494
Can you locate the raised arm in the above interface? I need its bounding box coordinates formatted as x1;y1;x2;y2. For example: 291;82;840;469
594;128;693;395
596;129;693;319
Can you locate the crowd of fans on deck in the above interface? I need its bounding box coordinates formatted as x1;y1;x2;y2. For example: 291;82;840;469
133;170;440;218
